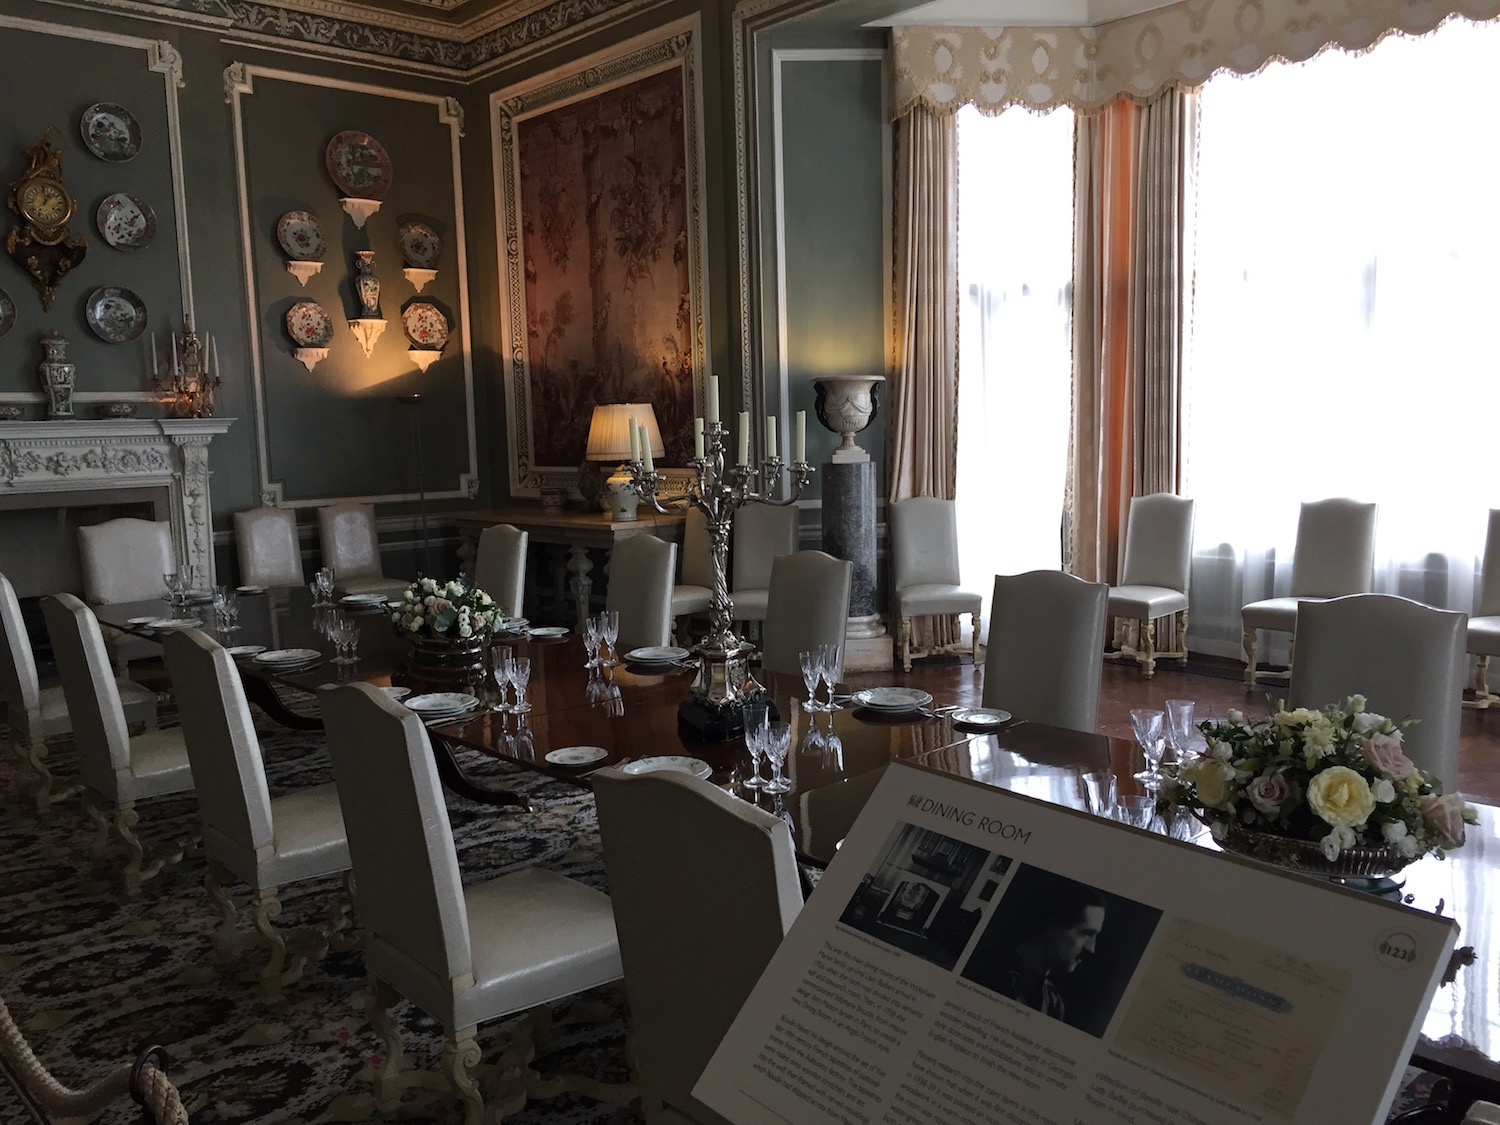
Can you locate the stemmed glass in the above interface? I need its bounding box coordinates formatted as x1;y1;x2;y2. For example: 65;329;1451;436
741;702;769;789
213;588;240;634
1130;708;1167;792
162;571;182;608
763;721;792;794
510;657;532;713
584;616;602;670
491;645;515;712
798;649;823;712
1164;698;1197;764
331;618;360;664
600;610;620;666
819;643;843;711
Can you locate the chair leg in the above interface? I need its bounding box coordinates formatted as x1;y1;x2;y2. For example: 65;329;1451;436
442;1026;485;1125
1139;619;1158;678
1176;609;1190;666
971;612;982;665
900;617;913;673
116;804;164;895
205;862;244;966
251;886;307;1004
83;793;112;855
1477;656;1493;706
366;974;408;1112
1242;626;1258;687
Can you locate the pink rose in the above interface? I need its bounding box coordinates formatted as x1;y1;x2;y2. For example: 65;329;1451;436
1246;773;1293;816
1420;793;1468;849
1361;733;1415;780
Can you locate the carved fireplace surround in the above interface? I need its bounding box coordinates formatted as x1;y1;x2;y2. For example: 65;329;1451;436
0;419;232;587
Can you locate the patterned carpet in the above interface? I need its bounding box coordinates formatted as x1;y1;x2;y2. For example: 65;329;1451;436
0;701;638;1124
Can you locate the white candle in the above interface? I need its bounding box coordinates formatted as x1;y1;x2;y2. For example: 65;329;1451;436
766;416;777;459
737;412;749;466
795;411;806;462
629;417;640;463
643;429;655;473
693;417;704;460
151;334;158;376
210;335;220;381
706;375;719;424
170;332;178;376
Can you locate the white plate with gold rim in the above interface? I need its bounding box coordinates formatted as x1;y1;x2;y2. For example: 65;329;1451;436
254;648;321;665
951;707;1012;729
852;687;934;713
527;626;570;639
545;746;609;767
621;756;712;780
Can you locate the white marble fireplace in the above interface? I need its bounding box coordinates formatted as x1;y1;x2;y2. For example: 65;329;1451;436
0;419;232;595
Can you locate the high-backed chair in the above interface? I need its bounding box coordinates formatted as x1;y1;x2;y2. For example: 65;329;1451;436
671;508;714;644
1;573;156;813
761;551;852;677
1241;498;1378;686
1105;493;1195;677
316;503;408;599
473;523;528;618
1289;594;1466;790
889;497;982;672
77;516;176;671
594;767;802;1125
162;629;351;1003
731;503;798;626
41;594;192;893
607;534;677;652
320;683;623;1125
233;506;304;588
983;571;1108;733
1467;509;1500;707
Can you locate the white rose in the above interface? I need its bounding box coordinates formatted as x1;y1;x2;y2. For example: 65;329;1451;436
1395;835;1420;859
1210;739;1234;762
1346;694;1367;713
458;623;472;638
1319;831;1342;862
407;618;422;632
1381;820;1408;844
1226;709;1245;726
1372;778;1396;804
1353;712;1384;736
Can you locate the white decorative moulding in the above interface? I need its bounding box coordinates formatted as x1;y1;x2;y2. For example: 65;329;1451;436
403;267;437;293
409;348;442;373
0;418;231;585
286;260;323;286
292;346;330;372
340;197;381;228
348;318;387;358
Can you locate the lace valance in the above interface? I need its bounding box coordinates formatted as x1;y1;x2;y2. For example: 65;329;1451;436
892;0;1500;117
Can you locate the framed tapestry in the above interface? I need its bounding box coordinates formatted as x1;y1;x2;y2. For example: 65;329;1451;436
492;17;709;496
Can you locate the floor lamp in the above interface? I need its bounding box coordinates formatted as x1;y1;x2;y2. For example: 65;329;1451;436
397;393;431;576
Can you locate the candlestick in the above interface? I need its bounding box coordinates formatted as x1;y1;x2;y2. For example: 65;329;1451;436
766;416;777;459
694;417;705;460
795;411;806;462
707;375;719;424
737;412;749;466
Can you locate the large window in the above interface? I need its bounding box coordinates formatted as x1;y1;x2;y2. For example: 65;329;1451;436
955;103;1075;632
1183;18;1500;655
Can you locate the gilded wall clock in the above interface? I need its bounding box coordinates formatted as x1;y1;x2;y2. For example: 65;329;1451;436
5;129;88;311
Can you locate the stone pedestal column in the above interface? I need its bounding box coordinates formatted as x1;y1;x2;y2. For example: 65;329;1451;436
822;460;892;672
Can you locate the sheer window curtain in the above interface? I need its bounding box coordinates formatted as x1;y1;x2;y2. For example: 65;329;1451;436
1182;18;1500;661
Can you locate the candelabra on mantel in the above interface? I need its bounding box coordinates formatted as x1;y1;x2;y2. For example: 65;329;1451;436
151;326;222;418
629;377;811;741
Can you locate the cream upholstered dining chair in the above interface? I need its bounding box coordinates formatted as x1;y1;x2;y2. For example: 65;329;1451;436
472;523;528;618
1;572;157;813
983;571;1108;734
1241;498;1378;686
316;502;409;599
1105;493;1195;677
162;628;351;1004
77;516;176;671
889;497;982;672
731;502;798;627
233;506;304;588
607;534;678;652
1466;509;1500;708
42;594;192;894
594;766;802;1125
761;550;853;677
671;508;714;645
320;682;624;1125
1289;594;1466;790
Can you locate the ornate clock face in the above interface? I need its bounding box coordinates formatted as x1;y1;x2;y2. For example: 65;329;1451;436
19;178;72;227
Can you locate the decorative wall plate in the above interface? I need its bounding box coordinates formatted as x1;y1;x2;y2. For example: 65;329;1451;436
325;131;392;199
80;103;142;162
398;221;441;269
95;193;155;250
286;300;334;348
84;286;147;343
401;300;448;349
0;288;14;339
276;210;326;261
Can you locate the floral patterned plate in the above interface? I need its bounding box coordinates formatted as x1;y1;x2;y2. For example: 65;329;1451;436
85;286;148;343
286;300;334;348
96;193;156;251
325;131;392;199
80;103;142;162
276;210;326;261
402;300;448;349
398;221;441;269
0;288;14;340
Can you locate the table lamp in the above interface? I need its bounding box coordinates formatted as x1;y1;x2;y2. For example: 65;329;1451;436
587;402;663;521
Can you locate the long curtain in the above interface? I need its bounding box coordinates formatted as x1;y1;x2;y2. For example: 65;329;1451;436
890;105;960;648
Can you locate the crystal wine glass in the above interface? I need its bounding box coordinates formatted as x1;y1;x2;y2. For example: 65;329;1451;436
763;721;792;794
1130;708;1166;792
162;571;181;608
798;650;822;713
511;657;532;713
491;645;514;712
584;615;601;670
741;701;769;789
1164;698;1197;764
819;642;843;711
601;610;620;666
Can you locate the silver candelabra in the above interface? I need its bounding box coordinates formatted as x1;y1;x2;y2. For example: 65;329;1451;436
629;419;813;731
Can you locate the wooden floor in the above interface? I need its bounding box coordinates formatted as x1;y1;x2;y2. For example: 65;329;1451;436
888;653;1500;806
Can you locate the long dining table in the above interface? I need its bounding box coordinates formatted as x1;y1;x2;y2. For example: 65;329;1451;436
95;585;1500;1102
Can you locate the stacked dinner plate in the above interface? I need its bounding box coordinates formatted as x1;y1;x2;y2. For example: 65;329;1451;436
339;592;387;609
850;686;934;714
251;647;322;673
404;692;480;723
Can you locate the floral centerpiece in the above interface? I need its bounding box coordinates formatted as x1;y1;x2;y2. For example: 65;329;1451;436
1163;696;1478;876
390;576;503;661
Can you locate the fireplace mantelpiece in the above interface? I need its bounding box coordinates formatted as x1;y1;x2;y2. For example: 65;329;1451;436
0;419;233;585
